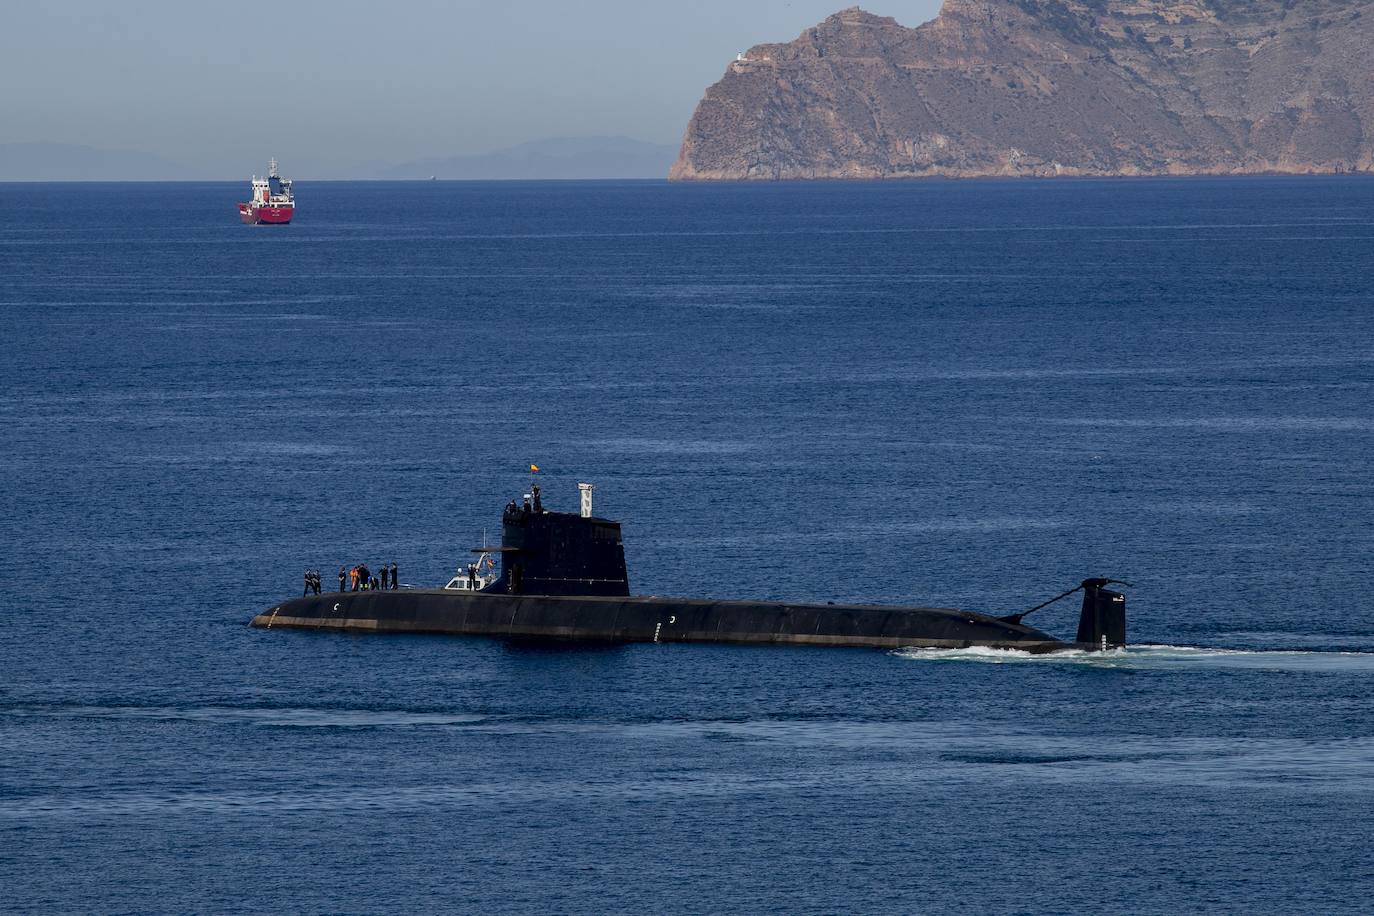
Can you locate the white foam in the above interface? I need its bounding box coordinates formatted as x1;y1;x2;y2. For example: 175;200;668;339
895;644;1374;672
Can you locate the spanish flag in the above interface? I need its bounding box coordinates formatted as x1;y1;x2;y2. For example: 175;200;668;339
530;464;540;473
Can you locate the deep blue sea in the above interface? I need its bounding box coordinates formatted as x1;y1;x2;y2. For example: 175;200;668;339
2;177;1373;913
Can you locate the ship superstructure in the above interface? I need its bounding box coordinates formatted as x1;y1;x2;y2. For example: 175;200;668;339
238;158;294;224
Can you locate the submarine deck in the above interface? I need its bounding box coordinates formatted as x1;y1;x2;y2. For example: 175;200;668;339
251;589;1077;653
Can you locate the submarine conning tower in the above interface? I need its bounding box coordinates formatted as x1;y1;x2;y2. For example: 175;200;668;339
490;482;630;597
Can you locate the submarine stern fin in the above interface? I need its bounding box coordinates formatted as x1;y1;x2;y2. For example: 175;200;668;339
998;577;1130;651
1076;578;1128;650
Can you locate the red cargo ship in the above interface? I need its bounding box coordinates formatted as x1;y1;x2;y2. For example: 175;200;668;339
238;158;294;224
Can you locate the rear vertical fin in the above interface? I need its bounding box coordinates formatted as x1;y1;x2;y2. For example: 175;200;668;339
1076;579;1128;650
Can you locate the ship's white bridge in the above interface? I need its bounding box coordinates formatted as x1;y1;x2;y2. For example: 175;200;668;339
249;157;294;208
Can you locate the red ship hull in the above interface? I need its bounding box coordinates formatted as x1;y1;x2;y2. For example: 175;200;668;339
239;203;293;225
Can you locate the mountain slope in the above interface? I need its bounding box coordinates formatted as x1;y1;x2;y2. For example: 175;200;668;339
671;2;1374;179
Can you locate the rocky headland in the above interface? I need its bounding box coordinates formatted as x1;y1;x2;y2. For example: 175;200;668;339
671;1;1374;180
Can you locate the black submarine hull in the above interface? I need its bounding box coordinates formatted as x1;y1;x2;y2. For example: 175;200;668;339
256;484;1127;652
251;589;1084;653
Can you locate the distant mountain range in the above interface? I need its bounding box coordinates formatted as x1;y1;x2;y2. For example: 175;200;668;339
0;137;678;181
0;142;204;181
370;136;679;180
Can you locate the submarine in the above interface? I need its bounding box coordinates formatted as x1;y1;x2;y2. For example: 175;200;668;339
252;482;1128;653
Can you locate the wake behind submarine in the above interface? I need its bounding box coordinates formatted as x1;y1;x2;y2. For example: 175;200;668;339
252;482;1129;653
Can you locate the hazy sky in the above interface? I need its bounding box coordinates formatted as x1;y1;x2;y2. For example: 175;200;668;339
1;1;943;175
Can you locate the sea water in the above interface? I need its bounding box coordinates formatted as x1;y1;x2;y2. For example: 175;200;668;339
2;178;1373;912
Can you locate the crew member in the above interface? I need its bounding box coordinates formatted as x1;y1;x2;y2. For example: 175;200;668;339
338;567;346;592
468;563;477;589
390;562;398;589
312;570;321;595
379;565;389;590
531;484;542;513
303;569;312;596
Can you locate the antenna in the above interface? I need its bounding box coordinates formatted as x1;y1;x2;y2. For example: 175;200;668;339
578;483;594;518
269;157;279;177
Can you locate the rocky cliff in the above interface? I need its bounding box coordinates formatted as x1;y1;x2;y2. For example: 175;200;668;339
671;1;1374;179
